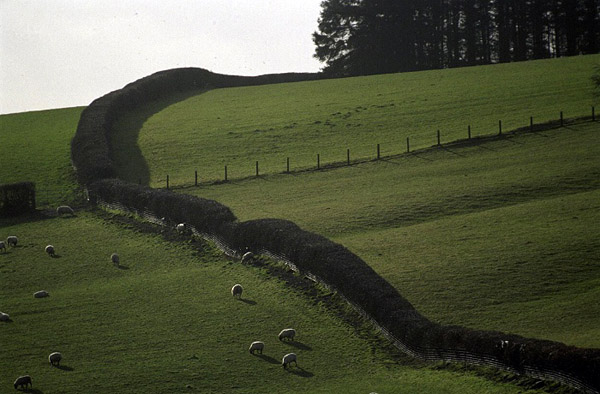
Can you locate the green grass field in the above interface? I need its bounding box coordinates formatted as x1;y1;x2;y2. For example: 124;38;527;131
2;55;598;393
111;55;599;188
180;121;600;349
1;212;546;393
0;107;84;207
106;54;600;348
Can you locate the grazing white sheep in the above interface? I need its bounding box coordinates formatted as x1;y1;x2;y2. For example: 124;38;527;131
111;253;120;267
7;235;18;247
45;245;55;256
0;312;9;321
176;223;186;233
56;205;75;216
34;290;49;298
49;352;62;366
231;284;243;299
278;328;296;341
241;251;254;263
249;341;264;354
13;375;32;390
0;241;5;253
282;353;297;369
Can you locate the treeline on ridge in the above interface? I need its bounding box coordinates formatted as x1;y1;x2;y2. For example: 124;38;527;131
314;0;600;76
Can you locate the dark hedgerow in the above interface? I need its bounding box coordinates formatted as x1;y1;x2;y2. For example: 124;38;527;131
0;182;36;217
87;179;236;234
71;66;600;392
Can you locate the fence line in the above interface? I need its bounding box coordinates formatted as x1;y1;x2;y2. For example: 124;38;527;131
161;110;597;190
93;196;599;393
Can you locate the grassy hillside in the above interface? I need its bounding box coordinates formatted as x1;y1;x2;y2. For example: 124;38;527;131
107;54;600;348
0;212;545;393
111;55;599;188
182;121;600;348
0;107;84;207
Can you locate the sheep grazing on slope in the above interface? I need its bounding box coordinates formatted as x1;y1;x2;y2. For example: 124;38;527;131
7;235;18;247
0;241;5;253
176;223;186;234
249;341;264;354
0;312;10;322
231;284;243;299
13;375;32;390
111;253;120;267
282;353;297;369
45;245;55;257
34;290;49;298
241;251;254;263
56;205;75;216
278;328;296;341
49;352;62;366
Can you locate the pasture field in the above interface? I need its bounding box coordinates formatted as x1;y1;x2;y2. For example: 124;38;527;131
182;121;600;349
0;212;546;394
0;107;84;207
111;54;600;188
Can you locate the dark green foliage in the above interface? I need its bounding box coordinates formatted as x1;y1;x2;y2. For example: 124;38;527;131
0;182;35;217
314;0;600;76
70;68;318;185
88;179;236;234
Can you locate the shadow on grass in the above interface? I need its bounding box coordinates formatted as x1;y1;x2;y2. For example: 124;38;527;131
238;298;257;305
286;367;314;378
55;365;74;371
18;388;43;394
283;341;312;351
109;89;207;186
0;210;54;227
254;354;279;364
117;265;130;270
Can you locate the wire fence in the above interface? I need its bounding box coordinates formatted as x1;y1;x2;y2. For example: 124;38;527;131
159;108;598;190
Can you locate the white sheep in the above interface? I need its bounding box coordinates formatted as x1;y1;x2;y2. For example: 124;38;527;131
231;284;243;299
111;253;120;267
176;223;186;233
7;235;18;247
0;241;5;253
0;312;9;321
249;341;264;354
49;352;62;366
56;205;75;216
278;328;296;341
34;290;49;298
241;251;254;263
45;245;55;256
282;353;297;369
13;375;32;390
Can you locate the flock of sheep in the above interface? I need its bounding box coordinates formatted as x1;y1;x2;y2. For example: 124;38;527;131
2;214;303;391
231;254;299;370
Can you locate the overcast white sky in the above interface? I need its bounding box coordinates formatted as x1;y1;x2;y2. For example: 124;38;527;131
0;0;324;114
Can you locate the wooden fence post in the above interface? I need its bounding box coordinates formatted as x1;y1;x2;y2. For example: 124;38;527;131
347;149;350;165
256;161;259;177
560;111;564;127
468;125;471;139
377;143;380;159
530;117;533;132
406;137;410;153
317;154;320;170
498;120;502;135
195;170;198;186
166;175;169;189
437;130;441;146
593;106;596;121
225;166;228;181
286;157;290;173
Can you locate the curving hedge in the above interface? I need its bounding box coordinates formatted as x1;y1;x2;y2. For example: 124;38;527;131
72;67;600;393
